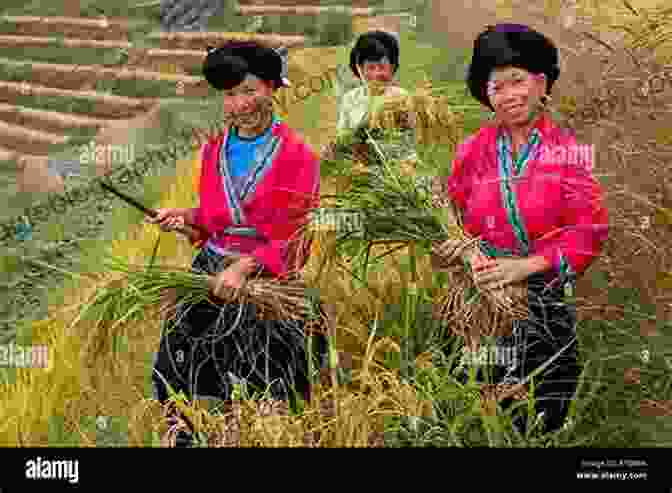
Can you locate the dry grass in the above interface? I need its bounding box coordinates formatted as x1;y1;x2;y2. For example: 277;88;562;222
0;153;436;446
0;156;197;446
559;2;672;335
487;0;672;417
367;76;464;149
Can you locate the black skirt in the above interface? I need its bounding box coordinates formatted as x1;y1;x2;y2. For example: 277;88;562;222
152;246;329;408
454;273;581;433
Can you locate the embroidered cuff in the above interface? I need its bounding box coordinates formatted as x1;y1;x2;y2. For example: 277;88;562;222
191;237;207;249
189;228;209;249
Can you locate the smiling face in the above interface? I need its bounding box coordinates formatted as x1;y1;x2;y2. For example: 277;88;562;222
486;66;547;128
221;74;275;137
361;58;394;83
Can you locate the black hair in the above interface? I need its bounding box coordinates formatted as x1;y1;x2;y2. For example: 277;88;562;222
202;42;284;91
203;54;249;90
467;24;560;110
356;37;391;66
349;30;400;78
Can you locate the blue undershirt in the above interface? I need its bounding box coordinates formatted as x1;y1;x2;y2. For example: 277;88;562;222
225;117;278;193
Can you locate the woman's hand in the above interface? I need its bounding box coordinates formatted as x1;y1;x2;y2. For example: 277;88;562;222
432;241;492;270
146;208;187;232
471;256;543;290
469;250;497;272
208;256;258;298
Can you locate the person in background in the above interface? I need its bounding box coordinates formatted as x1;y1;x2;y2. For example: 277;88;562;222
322;30;418;166
432;24;609;435
147;41;328;447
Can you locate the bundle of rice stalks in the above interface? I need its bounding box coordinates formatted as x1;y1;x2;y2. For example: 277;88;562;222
74;255;320;330
368;76;464;150
432;275;528;341
319;140;529;341
321;130;371;175
326;75;462;176
428;185;529;342
319;129;376;198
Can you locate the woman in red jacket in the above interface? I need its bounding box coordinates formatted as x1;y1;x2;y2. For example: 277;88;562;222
434;24;609;434
147;42;328;446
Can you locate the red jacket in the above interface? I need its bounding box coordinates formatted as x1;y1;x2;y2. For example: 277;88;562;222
190;120;320;278
446;113;608;283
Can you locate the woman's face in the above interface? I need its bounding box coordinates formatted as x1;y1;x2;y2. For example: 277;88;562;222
222;74;274;133
486;66;547;127
361;59;394;83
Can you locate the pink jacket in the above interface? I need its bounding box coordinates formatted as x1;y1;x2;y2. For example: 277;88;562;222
190;121;320;278
446;114;608;284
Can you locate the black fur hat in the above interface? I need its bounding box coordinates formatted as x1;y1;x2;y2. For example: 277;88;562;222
349;30;399;78
203;41;289;91
466;24;560;110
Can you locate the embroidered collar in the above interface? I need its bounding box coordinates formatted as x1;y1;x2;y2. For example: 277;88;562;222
493;117;545;256
217;117;284;226
495;113;553;175
498;128;541;177
229;115;280;141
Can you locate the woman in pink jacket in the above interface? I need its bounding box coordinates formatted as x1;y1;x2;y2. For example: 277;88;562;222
435;24;609;434
147;42;328;445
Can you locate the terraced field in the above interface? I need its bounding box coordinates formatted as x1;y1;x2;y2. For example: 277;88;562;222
0;0;410;340
0;8;338;338
0;3;402;204
0;14;313;186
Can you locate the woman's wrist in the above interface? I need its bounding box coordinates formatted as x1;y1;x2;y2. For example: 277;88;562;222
182;208;197;224
460;244;479;268
236;256;258;275
524;255;552;275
